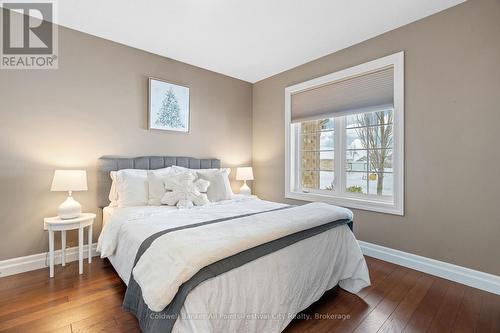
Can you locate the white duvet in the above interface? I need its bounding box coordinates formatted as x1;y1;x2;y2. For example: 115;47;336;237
98;197;370;333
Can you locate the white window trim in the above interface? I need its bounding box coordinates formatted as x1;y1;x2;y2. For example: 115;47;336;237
285;52;404;215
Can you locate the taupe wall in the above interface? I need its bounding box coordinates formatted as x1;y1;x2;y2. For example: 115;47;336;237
253;0;500;275
0;24;253;260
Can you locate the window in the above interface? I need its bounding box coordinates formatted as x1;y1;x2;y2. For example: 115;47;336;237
285;52;404;215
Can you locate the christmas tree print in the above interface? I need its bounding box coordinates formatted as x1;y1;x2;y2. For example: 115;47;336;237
155;87;185;128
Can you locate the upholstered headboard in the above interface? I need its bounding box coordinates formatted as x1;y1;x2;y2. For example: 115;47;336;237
97;156;221;208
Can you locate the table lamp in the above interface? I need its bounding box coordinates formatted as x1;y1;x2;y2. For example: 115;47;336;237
51;170;88;219
236;167;254;196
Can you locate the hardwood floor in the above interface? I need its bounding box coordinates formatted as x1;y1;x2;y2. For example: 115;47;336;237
0;256;498;333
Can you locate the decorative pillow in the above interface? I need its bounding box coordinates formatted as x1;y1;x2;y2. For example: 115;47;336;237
172;166;233;202
161;172;210;209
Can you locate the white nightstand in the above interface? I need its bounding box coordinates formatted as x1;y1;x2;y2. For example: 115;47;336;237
44;213;96;277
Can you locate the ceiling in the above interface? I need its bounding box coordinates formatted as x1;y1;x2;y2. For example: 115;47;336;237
52;0;465;83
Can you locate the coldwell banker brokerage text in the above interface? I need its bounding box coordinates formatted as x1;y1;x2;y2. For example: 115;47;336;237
1;1;58;69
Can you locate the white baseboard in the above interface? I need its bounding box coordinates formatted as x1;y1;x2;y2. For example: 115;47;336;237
359;240;500;296
2;240;499;296
0;243;99;278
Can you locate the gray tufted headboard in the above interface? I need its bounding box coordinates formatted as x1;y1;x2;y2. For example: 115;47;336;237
97;156;221;208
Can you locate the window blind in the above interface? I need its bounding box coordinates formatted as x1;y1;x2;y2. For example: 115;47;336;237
291;67;394;123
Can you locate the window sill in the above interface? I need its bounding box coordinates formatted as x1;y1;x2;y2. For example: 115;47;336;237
285;190;404;216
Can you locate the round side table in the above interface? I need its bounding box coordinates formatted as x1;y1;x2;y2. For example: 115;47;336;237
43;213;96;277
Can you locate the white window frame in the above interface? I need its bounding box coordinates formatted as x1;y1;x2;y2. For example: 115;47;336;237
285;52;404;215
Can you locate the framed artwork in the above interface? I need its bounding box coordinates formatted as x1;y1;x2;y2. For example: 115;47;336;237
148;78;190;132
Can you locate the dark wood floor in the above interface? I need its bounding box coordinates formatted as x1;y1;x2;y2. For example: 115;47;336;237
0;257;498;333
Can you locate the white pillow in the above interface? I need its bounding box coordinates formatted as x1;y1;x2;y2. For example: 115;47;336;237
108;171;118;207
109;169;147;207
147;172;163;206
197;169;233;202
113;167;171;207
115;170;149;207
147;167;176;206
172;166;233;202
161;172;210;208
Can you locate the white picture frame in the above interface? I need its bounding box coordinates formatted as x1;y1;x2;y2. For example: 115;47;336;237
148;78;190;132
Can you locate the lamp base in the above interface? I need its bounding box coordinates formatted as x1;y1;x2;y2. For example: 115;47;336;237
239;181;252;196
58;195;82;219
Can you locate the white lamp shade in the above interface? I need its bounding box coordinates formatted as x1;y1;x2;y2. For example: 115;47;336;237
236;167;254;181
51;170;88;192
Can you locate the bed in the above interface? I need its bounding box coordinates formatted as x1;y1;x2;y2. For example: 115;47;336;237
97;156;370;333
